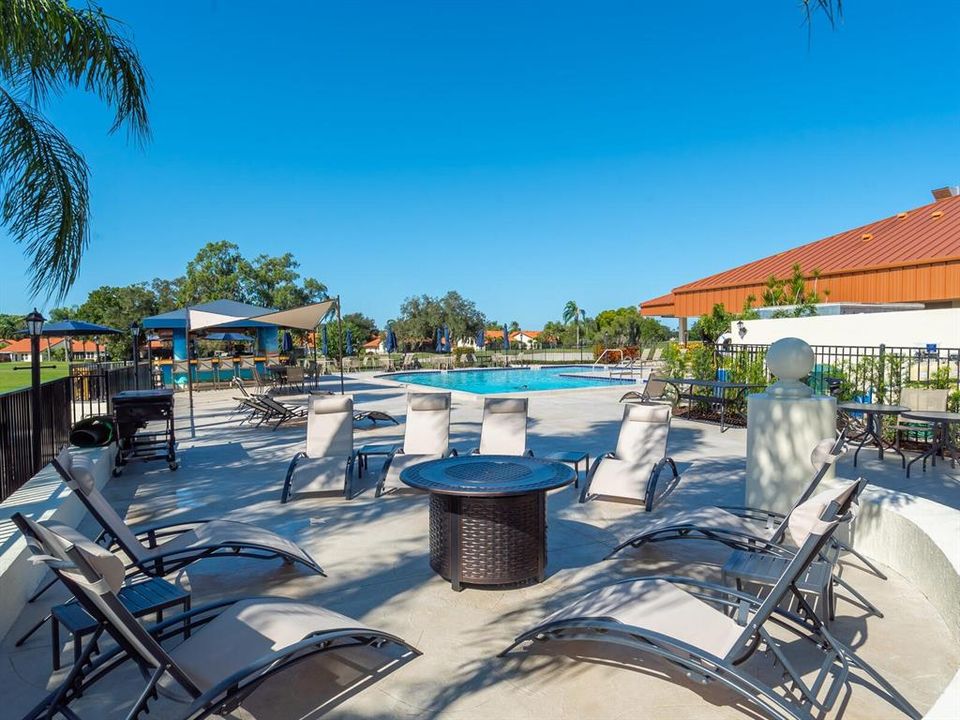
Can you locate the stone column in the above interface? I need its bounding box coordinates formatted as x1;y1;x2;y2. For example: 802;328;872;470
746;338;836;514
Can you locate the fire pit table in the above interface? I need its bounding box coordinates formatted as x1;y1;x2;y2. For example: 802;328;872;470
401;455;575;591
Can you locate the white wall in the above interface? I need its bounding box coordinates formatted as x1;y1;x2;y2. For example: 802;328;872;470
733;308;960;347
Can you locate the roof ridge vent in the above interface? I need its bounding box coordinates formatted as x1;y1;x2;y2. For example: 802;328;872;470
897;211;908;219
931;210;945;219
931;186;959;201
861;232;874;241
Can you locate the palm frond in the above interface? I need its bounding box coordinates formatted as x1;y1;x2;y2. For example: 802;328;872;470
0;0;149;142
801;0;842;28
0;86;88;300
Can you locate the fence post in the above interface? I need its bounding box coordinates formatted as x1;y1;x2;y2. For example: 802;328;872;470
877;344;886;403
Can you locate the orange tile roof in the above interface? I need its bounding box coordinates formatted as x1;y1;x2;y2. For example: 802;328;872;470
0;337;106;354
641;193;960;316
363;336;382;348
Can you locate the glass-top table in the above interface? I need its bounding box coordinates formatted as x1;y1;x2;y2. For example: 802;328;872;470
401;455;576;591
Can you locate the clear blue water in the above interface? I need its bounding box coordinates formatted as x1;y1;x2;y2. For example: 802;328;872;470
384;366;635;394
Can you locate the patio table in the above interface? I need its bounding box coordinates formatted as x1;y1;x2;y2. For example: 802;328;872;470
661;378;765;432
902;410;960;478
401;455;575;591
838;402;909;467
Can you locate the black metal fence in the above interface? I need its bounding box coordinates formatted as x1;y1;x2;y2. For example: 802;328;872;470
0;363;152;502
715;344;960;404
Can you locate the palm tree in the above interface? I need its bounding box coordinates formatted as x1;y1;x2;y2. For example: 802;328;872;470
562;300;586;350
0;1;150;300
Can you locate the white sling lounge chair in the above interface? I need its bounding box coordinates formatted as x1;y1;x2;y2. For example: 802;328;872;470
13;515;420;720
376;392;456;497
30;451;324;604
281;394;356;502
501;480;920;720
470;397;533;456
578;403;678;510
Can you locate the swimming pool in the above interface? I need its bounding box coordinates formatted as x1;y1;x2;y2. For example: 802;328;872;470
383;366;636;394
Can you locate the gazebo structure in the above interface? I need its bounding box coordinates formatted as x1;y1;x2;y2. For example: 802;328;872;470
141;298;341;392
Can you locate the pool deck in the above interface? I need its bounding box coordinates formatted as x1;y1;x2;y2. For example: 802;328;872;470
2;375;958;719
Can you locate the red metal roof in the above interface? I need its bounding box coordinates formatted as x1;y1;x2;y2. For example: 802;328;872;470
676;195;960;293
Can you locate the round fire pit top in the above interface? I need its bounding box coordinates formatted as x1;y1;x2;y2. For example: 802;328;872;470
401;455;575;496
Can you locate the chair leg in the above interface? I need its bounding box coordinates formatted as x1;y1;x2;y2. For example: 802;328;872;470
51;617;60;671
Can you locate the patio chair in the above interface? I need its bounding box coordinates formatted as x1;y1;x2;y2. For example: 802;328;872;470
15;515;420;720
401;353;420;370
285;365;306;392
281;394;356;502
469;397;533;456
619;373;670;403
579;403;677;510
894;387;949;460
24;449;325;604
196;358;218;389
500;480;920;720
376;393;456;497
606;435;848;559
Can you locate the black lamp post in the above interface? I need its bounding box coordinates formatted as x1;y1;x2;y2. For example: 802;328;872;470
130;321;141;389
25;309;45;473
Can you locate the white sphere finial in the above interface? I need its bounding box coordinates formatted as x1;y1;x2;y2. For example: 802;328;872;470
765;337;815;398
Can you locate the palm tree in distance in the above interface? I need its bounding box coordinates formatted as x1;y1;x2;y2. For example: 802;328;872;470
562;300;586;357
0;1;150;300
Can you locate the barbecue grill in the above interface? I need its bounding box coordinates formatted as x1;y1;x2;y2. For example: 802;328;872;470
112;389;177;474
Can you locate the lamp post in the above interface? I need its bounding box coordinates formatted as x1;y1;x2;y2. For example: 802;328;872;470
130;322;141;390
25;309;45;473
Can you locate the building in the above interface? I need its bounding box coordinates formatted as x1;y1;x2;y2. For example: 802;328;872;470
640;188;960;343
363;336;385;354
0;337;106;362
509;330;542;349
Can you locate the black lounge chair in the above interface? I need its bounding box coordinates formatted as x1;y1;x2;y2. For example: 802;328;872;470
28;449;325;603
501;480;919;720
14;514;420;720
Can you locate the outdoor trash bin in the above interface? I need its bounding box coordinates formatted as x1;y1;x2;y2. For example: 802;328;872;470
69;416;115;448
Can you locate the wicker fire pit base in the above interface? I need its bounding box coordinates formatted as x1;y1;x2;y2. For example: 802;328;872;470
429;492;544;590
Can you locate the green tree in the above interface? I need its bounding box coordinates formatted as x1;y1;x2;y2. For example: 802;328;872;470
244;253;327;310
72;282;159;358
324;312;377;358
1;0;149;300
0;312;23;339
393;291;485;351
562;300;586;348
179;241;252;305
594;306;671;346
761;263;828;317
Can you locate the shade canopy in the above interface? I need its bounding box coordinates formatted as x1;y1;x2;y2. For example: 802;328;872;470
476;329;485;349
385;329;397;353
204;332;254;342
250;299;338;331
39;320;122;336
503;325;510;350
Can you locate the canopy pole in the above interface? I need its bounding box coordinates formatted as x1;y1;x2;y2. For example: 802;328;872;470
186;310;194;408
336;295;344;395
312;324;319;390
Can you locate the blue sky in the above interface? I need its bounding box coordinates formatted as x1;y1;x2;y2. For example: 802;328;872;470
2;1;958;328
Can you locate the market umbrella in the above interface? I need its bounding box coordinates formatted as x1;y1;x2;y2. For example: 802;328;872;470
321;325;328;356
385;329;397;353
204;332;254;342
503;325;510;351
282;331;294;353
435;328;443;353
38;320;122;336
345;328;353;356
444;325;452;353
476;329;485;350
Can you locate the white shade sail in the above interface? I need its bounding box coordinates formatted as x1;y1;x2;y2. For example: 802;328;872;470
186;308;253;332
248;299;338;330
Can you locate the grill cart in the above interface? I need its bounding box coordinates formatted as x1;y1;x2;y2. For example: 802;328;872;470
111;389;177;475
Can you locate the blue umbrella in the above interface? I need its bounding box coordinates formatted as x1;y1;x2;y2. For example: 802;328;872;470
38;319;122;336
503;325;510;351
435;327;443;353
444;325;452;353
345;328;353;355
321;325;328;355
281;331;294;352
385;329;397;353
476;329;485;350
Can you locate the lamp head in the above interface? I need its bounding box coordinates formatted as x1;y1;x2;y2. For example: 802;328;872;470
25;309;45;337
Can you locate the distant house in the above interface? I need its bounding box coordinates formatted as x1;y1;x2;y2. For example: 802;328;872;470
363;336;385;354
0;337;106;362
509;330;541;349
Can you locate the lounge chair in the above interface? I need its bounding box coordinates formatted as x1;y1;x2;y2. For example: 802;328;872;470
579;403;678;510
281;394;356;502
233;396;274;426
24;449;324;603
14;515;420;720
376;393;456;497
469;397;533;456
401;353;420;370
255;394;308;430
619;373;670;403
501;480;920;720
605;435;847;559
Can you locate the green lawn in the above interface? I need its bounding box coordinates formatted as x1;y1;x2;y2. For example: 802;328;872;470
0;362;70;393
